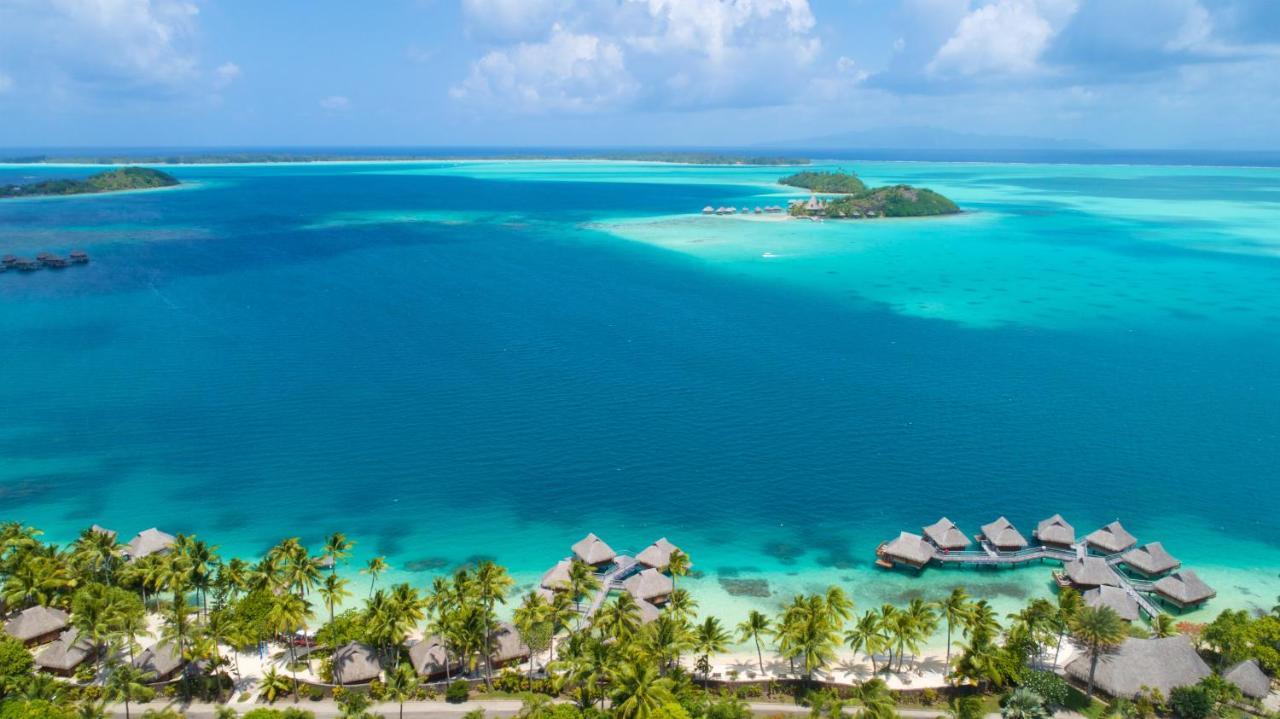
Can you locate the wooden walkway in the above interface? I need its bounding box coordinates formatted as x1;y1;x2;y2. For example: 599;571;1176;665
584;556;641;619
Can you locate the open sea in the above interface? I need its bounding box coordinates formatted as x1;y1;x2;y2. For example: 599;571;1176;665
2;158;1278;638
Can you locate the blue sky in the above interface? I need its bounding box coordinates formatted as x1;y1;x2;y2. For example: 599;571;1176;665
0;0;1277;149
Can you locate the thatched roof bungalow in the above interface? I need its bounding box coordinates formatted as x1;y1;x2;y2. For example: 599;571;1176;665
877;532;935;569
1153;570;1216;610
4;606;70;646
1223;659;1271;700
90;525;118;541
624;568;674;604
1085;521;1137;555
635;538;681;571
980;517;1028;551
1061;557;1122;588
124;528;177;561
490;622;531;666
1034;514;1075;549
1064;636;1210;699
540;559;572;591
1084;586;1139;622
333;641;382;685
1120;542;1180;578
408;636;461;679
35;629;96;676
922;518;970;551
134;641;183;682
636;599;661;625
571;533;616;567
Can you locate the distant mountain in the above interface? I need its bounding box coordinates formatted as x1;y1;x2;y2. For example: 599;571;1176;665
761;126;1101;151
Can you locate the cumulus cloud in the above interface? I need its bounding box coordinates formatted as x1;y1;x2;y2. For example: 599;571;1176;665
927;0;1078;78
213;62;240;88
319;95;351;111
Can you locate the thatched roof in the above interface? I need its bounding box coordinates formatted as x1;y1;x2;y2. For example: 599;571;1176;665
540;559;572;590
1063;557;1122;587
635;538;681;571
881;532;936;566
1153;570;1216;606
4;606;70;642
333;641;382;684
981;516;1028;550
490;622;530;664
1065;636;1209;699
90;525;118;541
134;641;182;679
624;568;674;602
1084;586;1139;622
922;518;970;551
35;629;95;672
408;636;459;677
571;533;616;565
1085;521;1137;554
1223;659;1271;700
1035;514;1075;546
636;599;661;625
125;528;176;560
1120;542;1180;576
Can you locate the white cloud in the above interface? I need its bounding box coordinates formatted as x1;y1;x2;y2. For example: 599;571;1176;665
319;95;351;111
213;62;240;88
927;0;1078;78
0;71;12;94
460;0;574;41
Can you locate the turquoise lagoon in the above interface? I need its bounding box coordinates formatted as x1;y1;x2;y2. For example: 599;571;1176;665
1;159;1279;640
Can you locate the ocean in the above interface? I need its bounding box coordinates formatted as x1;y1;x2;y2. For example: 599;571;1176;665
2;158;1278;637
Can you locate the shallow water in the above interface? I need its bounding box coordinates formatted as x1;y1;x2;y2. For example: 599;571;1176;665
2;160;1278;639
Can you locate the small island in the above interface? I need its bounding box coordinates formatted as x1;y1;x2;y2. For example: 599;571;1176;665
0;167;179;199
779;170;960;218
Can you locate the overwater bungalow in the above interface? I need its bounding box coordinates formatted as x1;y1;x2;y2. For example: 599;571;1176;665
980;516;1028;551
124;528;177;561
333;641;382;685
1084;586;1140;622
1058;556;1122;588
408;635;461;679
922;518;970;551
14;259;39;271
35;629;96;676
490;622;531;667
636;599;661;625
1034;514;1075;549
69;251;89;264
39;254;68;268
1223;659;1272;700
1;255;16;266
624;567;674;604
876;532;936;570
134;641;183;682
4;606;70;647
1120;542;1180;578
702;206;714;214
635;537;681;571
1086;521;1138;554
1153;570;1216;610
753;207;763;214
1064;636;1209;699
540;559;573;591
571;533;616;568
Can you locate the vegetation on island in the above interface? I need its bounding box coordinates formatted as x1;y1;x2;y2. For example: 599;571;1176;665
1;520;1278;719
0;168;179;199
779;171;960;219
2;153;809;167
778;171;867;193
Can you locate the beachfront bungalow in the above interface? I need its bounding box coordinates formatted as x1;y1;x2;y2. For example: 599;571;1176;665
1034;514;1075;549
624;568;674;604
1084;586;1140;622
1153;570;1216;610
922;518;971;552
1059;556;1122;589
1223;659;1272;700
4;605;70;647
571;533;616;568
408;635;461;680
1064;636;1209;699
134;641;183;682
635;537;681;572
1120;542;1180;578
35;629;96;676
876;532;936;570
980;517;1028;551
490;622;531;668
333;641;382;685
124;528;177;561
1085;521;1137;555
540;559;573;591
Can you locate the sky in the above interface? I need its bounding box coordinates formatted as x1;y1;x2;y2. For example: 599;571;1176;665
0;0;1278;149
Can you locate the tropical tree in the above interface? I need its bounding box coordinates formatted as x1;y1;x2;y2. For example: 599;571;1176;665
323;533;354;576
1001;688;1049;719
471;560;514;688
736;610;771;681
940;587;971;677
103;662;152;719
266;592;312;701
642;613;689;675
513;591;553;689
610;662;674;719
1053;588;1084;669
850;678;897;719
666;551;690;592
947;695;984;719
258;667;293;704
567;560;601;617
362;556;388;597
319;573;351;632
691;617;731;685
384;662;420;719
845;610;889;675
1151;613;1178;638
1070;605;1128;698
597;593;643;643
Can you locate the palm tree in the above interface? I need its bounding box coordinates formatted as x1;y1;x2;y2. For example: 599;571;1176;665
641;613;689;675
691;616;730;686
319;573;351;632
597;593;642;643
104;662;152;719
362;556;389;597
947;695;984;719
1002;687;1049;719
266;592;312;701
845;610;888;675
1071;605;1127;698
545;590;575;662
1151;613;1178;638
736;610;771;681
566;560;601;617
471;560;514;688
850;678;897;719
610;662;674;719
513;591;552;689
258;667;293;704
667;550;690;592
1053;587;1083;669
940;587;971;677
384;662;420;719
323;533;354;576
899;598;937;671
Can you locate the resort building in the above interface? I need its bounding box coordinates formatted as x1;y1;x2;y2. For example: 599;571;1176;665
702;206;714;214
1064;636;1210;699
34;629;96;676
490;622;532;668
624;567;674;604
408;635;461;680
540;559;573;591
980;516;1028;551
90;525;118;540
3;605;70;647
1033;514;1075;549
876;532;936;569
1223;659;1272;701
1085;521;1138;555
134;641;183;682
1059;556;1122;588
635;538;682;571
571;533;616;568
1083;586;1140;622
124;528;177;561
1153;570;1217;610
332;641;382;685
1119;542;1180;577
922;517;970;552
636;599;661;625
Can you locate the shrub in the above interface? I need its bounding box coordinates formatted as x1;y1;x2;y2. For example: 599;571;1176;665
367;679;385;701
141;710;184;719
1019;671;1069;709
0;637;35;695
920;688;939;706
547;705;583;719
446;681;470;704
0;698;76;719
735;685;762;699
1169;685;1214;719
462;711;485;719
